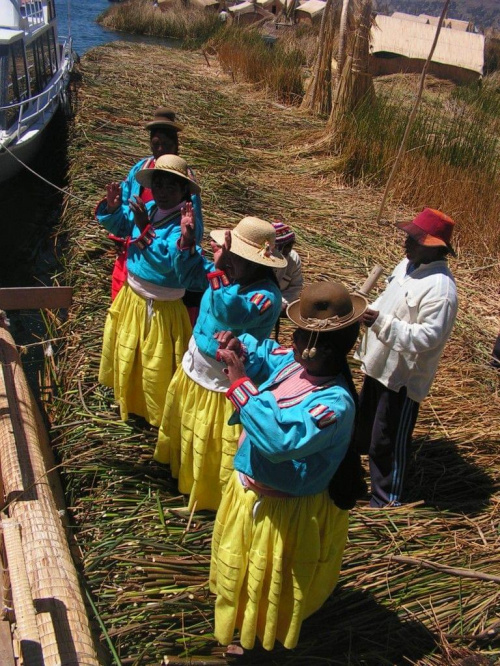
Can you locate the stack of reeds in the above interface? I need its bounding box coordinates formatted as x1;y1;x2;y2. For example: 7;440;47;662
47;43;499;665
0;322;100;665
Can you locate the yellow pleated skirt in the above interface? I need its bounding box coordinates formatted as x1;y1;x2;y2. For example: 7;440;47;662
209;471;349;651
99;285;191;427
155;368;241;511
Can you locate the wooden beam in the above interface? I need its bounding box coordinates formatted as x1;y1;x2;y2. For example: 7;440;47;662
0;287;73;311
0;621;15;666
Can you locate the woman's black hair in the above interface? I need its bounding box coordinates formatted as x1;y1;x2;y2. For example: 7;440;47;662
235;258;280;288
315;323;368;510
149;127;179;154
151;171;190;202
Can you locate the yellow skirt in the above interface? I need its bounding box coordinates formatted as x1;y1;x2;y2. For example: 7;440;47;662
209;471;349;651
155;369;241;511
99;285;191;427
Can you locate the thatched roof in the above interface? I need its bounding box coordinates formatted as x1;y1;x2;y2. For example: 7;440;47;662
391;12;473;33
228;1;255;14
191;0;219;7
419;14;472;32
371;14;484;75
296;0;326;18
255;0;275;8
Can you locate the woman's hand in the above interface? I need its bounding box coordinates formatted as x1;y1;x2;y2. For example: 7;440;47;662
180;202;195;248
106;182;121;213
210;239;223;265
215;230;232;271
129;195;149;231
214;330;242;354
217;348;246;384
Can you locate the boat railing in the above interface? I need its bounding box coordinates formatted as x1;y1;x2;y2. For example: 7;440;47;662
0;38;73;146
19;1;46;30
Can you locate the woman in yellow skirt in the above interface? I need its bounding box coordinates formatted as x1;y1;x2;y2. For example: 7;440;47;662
212;281;368;651
96;155;210;427
154;217;285;510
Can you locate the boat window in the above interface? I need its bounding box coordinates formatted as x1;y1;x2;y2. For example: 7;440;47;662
44;28;58;77
0;42;28;130
28;34;55;95
26;43;41;96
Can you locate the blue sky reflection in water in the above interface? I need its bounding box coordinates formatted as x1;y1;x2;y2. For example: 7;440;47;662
54;0;179;56
54;0;123;55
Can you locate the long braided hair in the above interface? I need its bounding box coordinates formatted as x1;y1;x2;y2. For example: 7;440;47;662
313;323;367;510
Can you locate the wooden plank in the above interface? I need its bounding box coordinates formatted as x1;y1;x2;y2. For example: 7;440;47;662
0;287;73;311
0;621;15;666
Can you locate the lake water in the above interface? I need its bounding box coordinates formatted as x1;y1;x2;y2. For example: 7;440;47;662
55;0;122;55
54;0;178;56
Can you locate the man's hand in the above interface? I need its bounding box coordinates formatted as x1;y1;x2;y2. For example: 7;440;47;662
362;308;380;327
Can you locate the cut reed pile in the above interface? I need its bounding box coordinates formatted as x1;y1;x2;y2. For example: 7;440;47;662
51;43;499;665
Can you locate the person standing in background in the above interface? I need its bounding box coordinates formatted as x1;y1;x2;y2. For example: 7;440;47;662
355;208;458;508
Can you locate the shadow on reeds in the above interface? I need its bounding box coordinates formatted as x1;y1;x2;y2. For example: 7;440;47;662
405;438;498;514
225;587;436;665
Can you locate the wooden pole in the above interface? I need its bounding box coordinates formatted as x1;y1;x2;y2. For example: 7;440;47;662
374;0;451;226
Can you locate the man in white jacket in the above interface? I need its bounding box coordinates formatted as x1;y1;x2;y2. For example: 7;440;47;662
355;208;458;507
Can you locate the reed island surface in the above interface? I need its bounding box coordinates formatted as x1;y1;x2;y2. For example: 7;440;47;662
51;41;499;666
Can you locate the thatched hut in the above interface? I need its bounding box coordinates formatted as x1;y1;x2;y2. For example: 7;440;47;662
295;0;326;25
191;0;220;10
255;0;283;15
228;1;273;24
369;13;485;84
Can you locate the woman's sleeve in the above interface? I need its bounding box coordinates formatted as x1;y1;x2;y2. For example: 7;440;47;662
237;333;285;381
210;284;280;331
95;199;134;237
171;242;215;290
226;378;349;463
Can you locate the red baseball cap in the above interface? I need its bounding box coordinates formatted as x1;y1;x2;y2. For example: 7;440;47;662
396;208;456;256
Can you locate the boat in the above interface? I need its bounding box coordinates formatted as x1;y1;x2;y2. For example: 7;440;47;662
0;0;74;183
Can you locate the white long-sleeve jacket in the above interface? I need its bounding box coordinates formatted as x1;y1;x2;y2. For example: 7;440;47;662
355;258;458;402
274;249;304;307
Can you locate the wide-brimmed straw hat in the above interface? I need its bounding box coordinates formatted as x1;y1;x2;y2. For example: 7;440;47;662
135;154;200;195
210;217;287;268
144;107;184;132
287;282;368;332
396;208;456;257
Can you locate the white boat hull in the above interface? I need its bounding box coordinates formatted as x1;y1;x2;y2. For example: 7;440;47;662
0;115;54;183
0;0;74;184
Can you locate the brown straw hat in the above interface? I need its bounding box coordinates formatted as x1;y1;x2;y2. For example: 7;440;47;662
287;282;368;332
144;107;184;132
210;217;287;268
135;154;200;195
